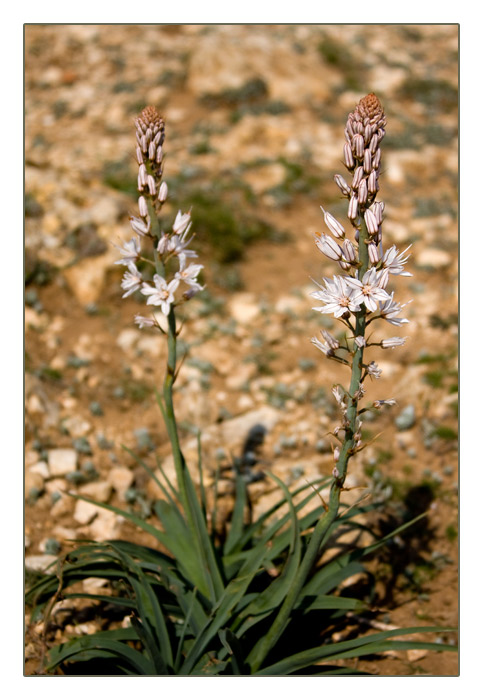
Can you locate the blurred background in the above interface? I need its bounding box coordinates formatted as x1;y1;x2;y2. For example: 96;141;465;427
25;24;458;674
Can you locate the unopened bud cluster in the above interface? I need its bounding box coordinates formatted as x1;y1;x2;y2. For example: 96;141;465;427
310;94;412;465
115;107;204;328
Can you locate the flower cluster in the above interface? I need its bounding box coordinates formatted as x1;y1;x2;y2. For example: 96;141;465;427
115;106;204;328
310;94;412;461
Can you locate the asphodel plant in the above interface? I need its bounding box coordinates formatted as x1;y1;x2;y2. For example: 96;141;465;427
247;93;414;670
26;98;456;677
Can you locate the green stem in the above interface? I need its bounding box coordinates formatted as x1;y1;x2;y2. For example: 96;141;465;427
250;220;371;673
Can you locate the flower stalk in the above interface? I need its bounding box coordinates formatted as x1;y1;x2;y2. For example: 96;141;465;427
251;93;412;672
115;106;205;518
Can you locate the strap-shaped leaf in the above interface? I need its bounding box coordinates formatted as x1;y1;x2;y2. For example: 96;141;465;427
255;625;457;675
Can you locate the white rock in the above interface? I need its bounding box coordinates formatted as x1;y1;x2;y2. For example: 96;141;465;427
25;554;57;572
88;511;123;541
48;448;77;476
62;415;92;438
79;481;112;503
73;499;103;525
228;293;260;324
107;467;134;496
416;247;452;269
116;328;141;353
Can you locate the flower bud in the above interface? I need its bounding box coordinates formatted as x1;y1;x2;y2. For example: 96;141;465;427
358;178;368;204
138;196;148;218
364;208;379;235
147;175;157;196
369;133;379;154
342;239;356;263
334;173;351;196
367;242;380;265
373;148;381;170
156;146;163;164
135;146;144;165
148;140;156;161
352;133;364;159
344;142;355;169
321;207;345;239
348;195;358;221
352;166;364;189
315;233;343;261
368;170;378;194
363;149;372;174
158;181;168;203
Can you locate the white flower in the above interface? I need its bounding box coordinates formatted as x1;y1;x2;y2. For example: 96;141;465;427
121;261;143;298
354;335;366;348
141;274;180;315
345;268;391;312
373;399;397;408
381;245;412;276
332;385;347;410
134;314;155;329
311;329;339;356
311;276;361;318
367;361;382;379
157;231;198;259
381;336;407;349
130;215;151;237
115;237;141;266
173;210;192;236
175;255;204;291
379;293;411;326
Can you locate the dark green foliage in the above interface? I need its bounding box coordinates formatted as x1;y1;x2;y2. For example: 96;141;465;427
26;463;456;676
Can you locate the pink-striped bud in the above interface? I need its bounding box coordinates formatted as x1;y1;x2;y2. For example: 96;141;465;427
158;181;168;203
315;233;343;261
148;140;156;160
348;195;358;221
156;146;163;164
358;178;368;204
138;164;147;187
321;207;345;239
352;133;364;159
342;238;356;263
138;195;148;218
367;242;380;265
369;133;379;154
147;175;157;196
373;148;381;170
363;149;372;174
368;171;378;194
364;208;379;235
372;201;384;225
135;146;144;165
141;135;148;153
364;123;373;144
344;142;355;169
334;173;351;197
352;166;364;189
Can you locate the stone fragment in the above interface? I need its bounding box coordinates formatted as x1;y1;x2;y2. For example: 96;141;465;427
48;448;77;476
107;467;134;497
25;555;57;572
79;481;112;503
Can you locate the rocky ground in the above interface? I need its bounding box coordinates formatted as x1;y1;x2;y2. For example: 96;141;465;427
25;24;458;675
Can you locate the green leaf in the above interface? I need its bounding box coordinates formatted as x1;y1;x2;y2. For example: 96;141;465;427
179;540;269;675
47;630;155;675
223;473;248;556
255;626;457;675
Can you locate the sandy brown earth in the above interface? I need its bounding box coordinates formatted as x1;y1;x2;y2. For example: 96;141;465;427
24;24;458;675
